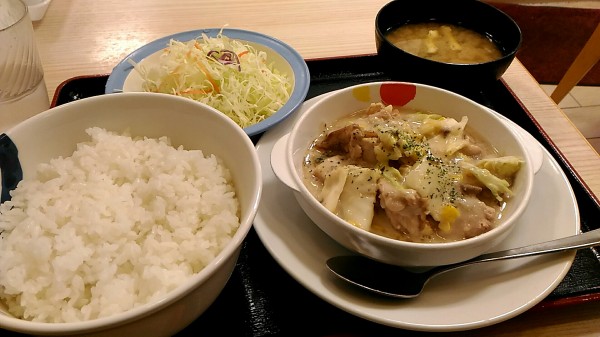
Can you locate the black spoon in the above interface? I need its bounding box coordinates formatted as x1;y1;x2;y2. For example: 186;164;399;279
326;228;600;298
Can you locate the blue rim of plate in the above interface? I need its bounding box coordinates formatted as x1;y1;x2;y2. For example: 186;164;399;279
105;28;310;137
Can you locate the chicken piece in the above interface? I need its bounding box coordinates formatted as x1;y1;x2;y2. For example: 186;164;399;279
377;179;430;240
317;124;361;153
316;124;380;165
445;196;497;240
365;103;395;119
460;143;483;156
358;137;379;164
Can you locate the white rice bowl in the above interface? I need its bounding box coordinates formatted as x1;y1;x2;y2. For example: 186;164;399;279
0;93;262;336
0;127;240;323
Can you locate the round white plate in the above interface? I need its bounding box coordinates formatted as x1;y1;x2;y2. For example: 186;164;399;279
254;93;579;332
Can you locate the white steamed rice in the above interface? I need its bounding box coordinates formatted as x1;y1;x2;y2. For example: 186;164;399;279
0;127;240;323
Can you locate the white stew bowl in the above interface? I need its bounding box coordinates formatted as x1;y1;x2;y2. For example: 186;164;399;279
0;93;262;336
271;81;534;267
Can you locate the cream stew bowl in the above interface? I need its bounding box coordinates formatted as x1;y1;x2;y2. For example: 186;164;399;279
271;81;535;267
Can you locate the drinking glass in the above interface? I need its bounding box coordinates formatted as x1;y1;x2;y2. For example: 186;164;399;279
0;0;49;131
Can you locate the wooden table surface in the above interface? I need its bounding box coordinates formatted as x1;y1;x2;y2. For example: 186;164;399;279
22;0;600;336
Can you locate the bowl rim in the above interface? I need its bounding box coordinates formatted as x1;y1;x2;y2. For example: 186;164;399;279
104;28;311;137
285;81;534;251
0;92;263;333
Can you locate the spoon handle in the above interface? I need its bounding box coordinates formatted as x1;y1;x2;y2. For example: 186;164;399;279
468;228;600;265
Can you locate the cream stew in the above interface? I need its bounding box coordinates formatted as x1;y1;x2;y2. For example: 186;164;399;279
302;103;523;243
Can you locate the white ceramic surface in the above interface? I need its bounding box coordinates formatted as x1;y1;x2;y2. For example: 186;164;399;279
255;93;579;332
271;82;535;267
0;93;262;336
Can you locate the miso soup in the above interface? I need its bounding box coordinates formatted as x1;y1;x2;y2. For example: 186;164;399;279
386;22;502;64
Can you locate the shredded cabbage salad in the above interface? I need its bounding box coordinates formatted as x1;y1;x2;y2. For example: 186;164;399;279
129;31;293;128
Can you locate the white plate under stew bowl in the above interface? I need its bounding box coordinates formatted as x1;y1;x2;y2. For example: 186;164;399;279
253;92;578;332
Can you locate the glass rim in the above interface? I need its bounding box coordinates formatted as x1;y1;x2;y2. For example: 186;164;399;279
0;0;29;32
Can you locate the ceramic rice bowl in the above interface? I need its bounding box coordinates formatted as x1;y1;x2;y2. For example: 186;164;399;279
0;92;262;336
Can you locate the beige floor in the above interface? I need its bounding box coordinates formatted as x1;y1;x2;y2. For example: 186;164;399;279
541;85;600;153
492;0;600;154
